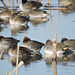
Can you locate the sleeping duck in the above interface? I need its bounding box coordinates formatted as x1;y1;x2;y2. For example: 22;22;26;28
8;45;33;57
9;12;29;29
0;36;20;52
43;39;69;54
19;0;42;12
22;36;44;52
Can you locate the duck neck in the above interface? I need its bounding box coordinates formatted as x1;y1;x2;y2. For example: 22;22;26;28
22;0;27;4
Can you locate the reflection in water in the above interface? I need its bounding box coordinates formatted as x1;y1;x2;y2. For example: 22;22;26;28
10;24;29;36
30;18;49;25
43;53;75;67
59;0;75;14
0;52;4;60
9;52;42;66
2;19;9;25
52;60;57;75
0;23;3;32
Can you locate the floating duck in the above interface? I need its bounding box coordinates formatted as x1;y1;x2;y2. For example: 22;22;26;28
0;8;11;20
9;12;29;27
9;51;42;66
61;38;75;50
0;36;20;52
8;45;33;57
22;36;44;52
43;39;69;54
19;0;42;12
29;9;49;19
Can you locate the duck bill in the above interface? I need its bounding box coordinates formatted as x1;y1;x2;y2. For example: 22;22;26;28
62;47;68;51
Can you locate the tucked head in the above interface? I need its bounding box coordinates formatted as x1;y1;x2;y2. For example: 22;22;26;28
61;38;68;43
23;36;30;43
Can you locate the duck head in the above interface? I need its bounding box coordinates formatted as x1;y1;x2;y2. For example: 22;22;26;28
23;36;30;43
61;38;68;43
0;36;4;41
45;39;52;45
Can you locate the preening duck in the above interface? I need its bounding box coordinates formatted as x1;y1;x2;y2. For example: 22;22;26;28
19;0;42;12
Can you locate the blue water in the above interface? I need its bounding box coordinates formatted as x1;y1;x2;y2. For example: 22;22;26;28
0;0;75;75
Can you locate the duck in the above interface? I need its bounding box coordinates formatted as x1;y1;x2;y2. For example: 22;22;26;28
19;0;42;12
22;36;44;52
43;39;69;54
0;8;11;20
9;12;29;28
9;51;42;66
0;36;20;52
61;38;75;50
29;9;49;19
8;45;33;57
66;3;75;10
0;8;21;24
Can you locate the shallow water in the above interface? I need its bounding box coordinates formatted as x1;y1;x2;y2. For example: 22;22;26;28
0;0;75;75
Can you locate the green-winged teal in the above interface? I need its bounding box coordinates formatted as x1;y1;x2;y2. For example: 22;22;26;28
0;36;20;52
8;45;33;57
22;36;44;52
19;0;42;12
9;12;29;27
0;8;11;20
61;38;75;50
29;9;49;19
43;39;69;54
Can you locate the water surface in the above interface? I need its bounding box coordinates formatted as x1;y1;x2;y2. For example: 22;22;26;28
0;0;75;75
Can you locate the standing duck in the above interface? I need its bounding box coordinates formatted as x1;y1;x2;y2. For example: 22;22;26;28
61;38;75;50
0;36;20;52
43;39;69;54
22;36;44;52
19;0;42;12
